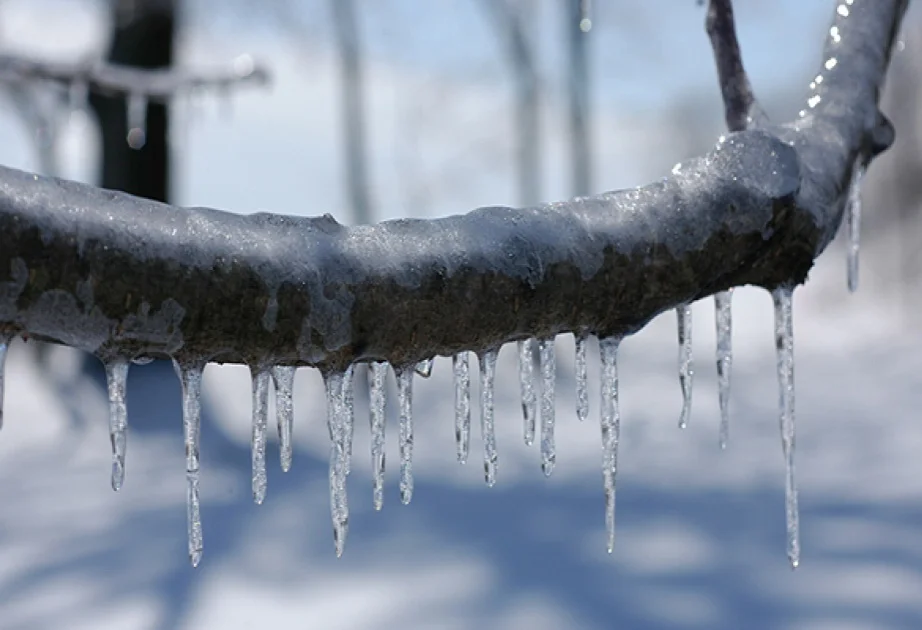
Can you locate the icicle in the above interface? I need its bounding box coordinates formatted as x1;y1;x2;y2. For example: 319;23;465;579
324;371;349;557
599;336;621;553
575;333;589;423
846;163;866;293
105;357;130;491
68;78;88;116
518;339;537;445
126;92;148;149
343;364;355;476
271;366;295;472
715;291;733;449
539;337;556;477
579;0;592;32
772;286;800;569
453;352;471;464
250;368;270;505
369;362;388;510
480;349;498;486
676;304;693;429
0;331;11;430
396;367;414;504
176;360;205;568
415;358;434;378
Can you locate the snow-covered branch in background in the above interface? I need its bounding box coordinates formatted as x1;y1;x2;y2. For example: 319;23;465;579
0;0;907;568
0;52;269;102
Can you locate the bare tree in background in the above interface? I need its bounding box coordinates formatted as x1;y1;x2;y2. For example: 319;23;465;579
332;0;373;225
566;0;591;196
483;0;542;206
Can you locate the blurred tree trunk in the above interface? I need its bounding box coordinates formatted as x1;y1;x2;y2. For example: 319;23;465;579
333;0;373;225
566;0;591;197
90;0;175;202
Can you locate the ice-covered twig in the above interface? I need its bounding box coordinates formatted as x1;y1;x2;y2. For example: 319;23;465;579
0;1;905;373
0;53;269;101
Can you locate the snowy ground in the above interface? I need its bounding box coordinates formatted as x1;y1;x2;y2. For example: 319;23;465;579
1;247;921;630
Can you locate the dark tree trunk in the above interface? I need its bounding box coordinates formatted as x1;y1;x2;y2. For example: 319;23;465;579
90;0;175;202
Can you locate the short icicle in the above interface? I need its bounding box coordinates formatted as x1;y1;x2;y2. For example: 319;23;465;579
250;367;270;505
846;163;866;293
539;338;556;476
575;333;589;423
343;364;355;476
126;92;148;149
176;360;205;568
518;338;537;445
271;366;296;472
415;358;434;378
369;362;388;510
772;286;800;569
714;290;733;449
599;336;622;553
324;371;349;557
453;352;471;464
0;331;12;430
480;349;498;486
396;367;414;504
105;357;130;491
676;304;694;429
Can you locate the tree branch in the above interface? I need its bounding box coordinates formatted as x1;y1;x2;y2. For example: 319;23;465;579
0;53;269;101
0;0;907;373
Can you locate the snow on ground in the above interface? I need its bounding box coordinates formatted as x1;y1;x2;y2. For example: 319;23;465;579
1;245;921;630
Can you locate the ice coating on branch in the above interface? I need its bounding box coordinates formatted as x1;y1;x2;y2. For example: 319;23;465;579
772;286;800;569
599;336;621;553
518;339;537;446
480;349;498;486
539;338;556;477
676;304;693;429
0;331;10;430
176;360;204;568
575;333;589;423
453;352;471;464
369;362;387;510
714;290;733;449
324;371;350;556
396;368;414;504
105;357;130;491
250;368;270;504
126;92;148;150
415;358;434;378
846;163;865;293
343;364;355;476
271;366;295;472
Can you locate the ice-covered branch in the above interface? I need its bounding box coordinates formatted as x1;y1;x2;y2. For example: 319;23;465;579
0;53;269;101
0;1;905;371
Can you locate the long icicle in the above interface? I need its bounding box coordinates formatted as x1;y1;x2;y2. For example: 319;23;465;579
846;163;866;293
480;349;498;486
575;333;589;423
715;290;733;449
396;367;414;504
271;366;296;472
518;339;537;445
0;331;10;430
453;352;471;464
343;364;355;476
250;367;270;505
177;360;205;568
599;336;621;553
676;304;693;429
369;362;388;510
324;370;349;557
105;357;130;491
539;337;556;476
772;286;800;569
